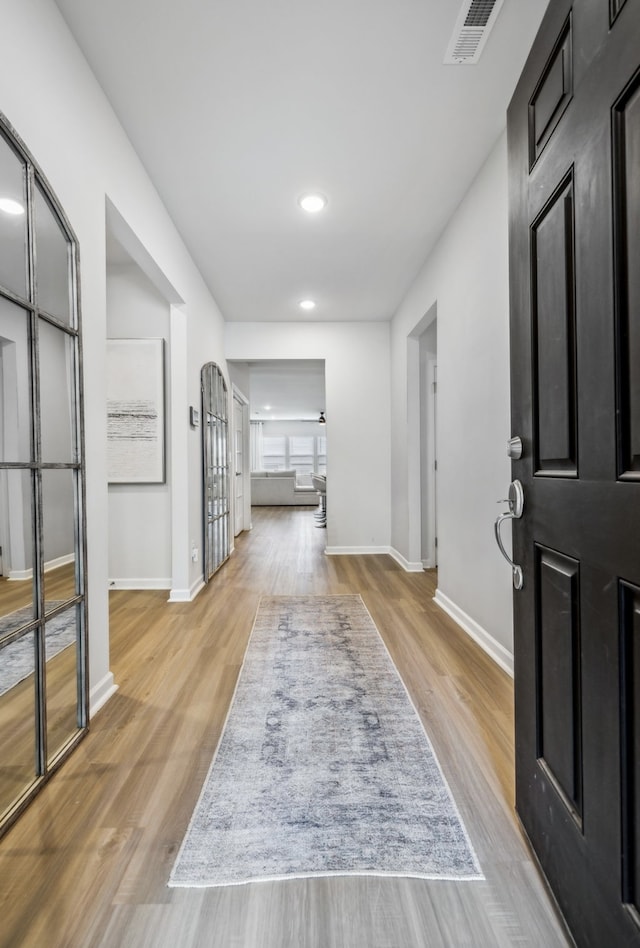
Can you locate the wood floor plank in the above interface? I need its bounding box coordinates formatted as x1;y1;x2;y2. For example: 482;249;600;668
0;507;571;947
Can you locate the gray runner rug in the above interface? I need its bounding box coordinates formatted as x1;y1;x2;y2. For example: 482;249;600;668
169;594;483;887
0;604;75;697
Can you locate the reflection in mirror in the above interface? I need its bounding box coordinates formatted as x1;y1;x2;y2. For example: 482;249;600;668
0;297;31;463
0;468;34;631
0;630;37;819
42;469;77;607
34;185;71;325
39;319;75;463
0;132;27;301
45;607;79;762
207;521;214;568
206;414;216;515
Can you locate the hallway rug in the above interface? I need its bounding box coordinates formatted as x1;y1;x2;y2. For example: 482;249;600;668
169;594;483;887
0;604;75;696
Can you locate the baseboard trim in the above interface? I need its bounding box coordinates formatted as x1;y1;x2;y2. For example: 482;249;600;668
90;672;118;718
325;545;393;557
169;575;205;603
45;552;75;572
109;577;171;590
388;548;425;572
8;552;75;581
324;545;424;573
433;590;514;677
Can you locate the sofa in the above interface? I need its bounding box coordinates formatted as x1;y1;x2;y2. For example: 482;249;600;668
250;470;318;506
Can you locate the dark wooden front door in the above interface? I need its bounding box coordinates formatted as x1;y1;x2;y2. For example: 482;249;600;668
508;1;640;944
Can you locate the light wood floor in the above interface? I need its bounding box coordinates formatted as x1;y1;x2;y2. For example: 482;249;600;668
0;508;572;947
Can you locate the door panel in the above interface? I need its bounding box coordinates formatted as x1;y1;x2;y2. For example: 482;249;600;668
611;0;629;25
508;1;640;944
528;14;573;168
621;580;640;914
535;546;582;820
613;71;640;477
531;172;577;474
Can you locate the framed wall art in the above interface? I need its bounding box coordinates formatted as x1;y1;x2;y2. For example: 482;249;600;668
107;338;165;483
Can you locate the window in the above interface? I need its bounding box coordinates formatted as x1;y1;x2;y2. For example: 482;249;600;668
259;433;326;483
289;436;314;479
262;436;286;472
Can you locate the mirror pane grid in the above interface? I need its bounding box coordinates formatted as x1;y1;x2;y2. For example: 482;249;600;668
0;298;33;463
0;132;28;300
202;363;230;580
0;629;38;819
34;185;72;326
0;467;35;625
42;469;77;607
44;606;79;762
38;319;77;463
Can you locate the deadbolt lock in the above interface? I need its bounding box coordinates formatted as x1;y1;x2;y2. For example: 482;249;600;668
507;436;523;460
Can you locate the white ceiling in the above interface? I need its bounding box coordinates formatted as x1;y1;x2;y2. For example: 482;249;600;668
54;0;549;325
236;361;326;421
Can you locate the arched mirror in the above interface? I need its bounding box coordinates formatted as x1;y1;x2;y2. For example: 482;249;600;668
201;363;230;580
0;115;87;838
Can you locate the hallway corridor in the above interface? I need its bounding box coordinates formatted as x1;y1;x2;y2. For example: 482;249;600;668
0;508;570;947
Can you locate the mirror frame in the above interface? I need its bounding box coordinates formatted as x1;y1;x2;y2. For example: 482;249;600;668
0;111;88;839
201;362;230;581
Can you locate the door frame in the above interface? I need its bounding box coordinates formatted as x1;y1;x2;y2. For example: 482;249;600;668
407;303;437;571
422;357;438;569
232;385;250;537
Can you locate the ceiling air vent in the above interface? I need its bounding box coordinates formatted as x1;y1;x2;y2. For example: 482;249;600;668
444;0;505;65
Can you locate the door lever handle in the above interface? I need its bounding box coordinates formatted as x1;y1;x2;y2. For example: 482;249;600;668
494;480;524;590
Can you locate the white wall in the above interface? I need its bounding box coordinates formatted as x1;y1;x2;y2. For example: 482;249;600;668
390;132;514;669
225;322;391;552
106;264;172;588
0;0;228;712
228;362;251;401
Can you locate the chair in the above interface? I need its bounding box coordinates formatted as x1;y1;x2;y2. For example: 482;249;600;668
310;473;326;528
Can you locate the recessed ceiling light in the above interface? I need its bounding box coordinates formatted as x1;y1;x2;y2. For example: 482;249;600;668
0;197;25;216
299;299;316;311
264;405;271;410
298;193;327;214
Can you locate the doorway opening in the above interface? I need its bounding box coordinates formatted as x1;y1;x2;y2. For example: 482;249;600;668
232;387;250;537
228;359;327;519
105;200;185;596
